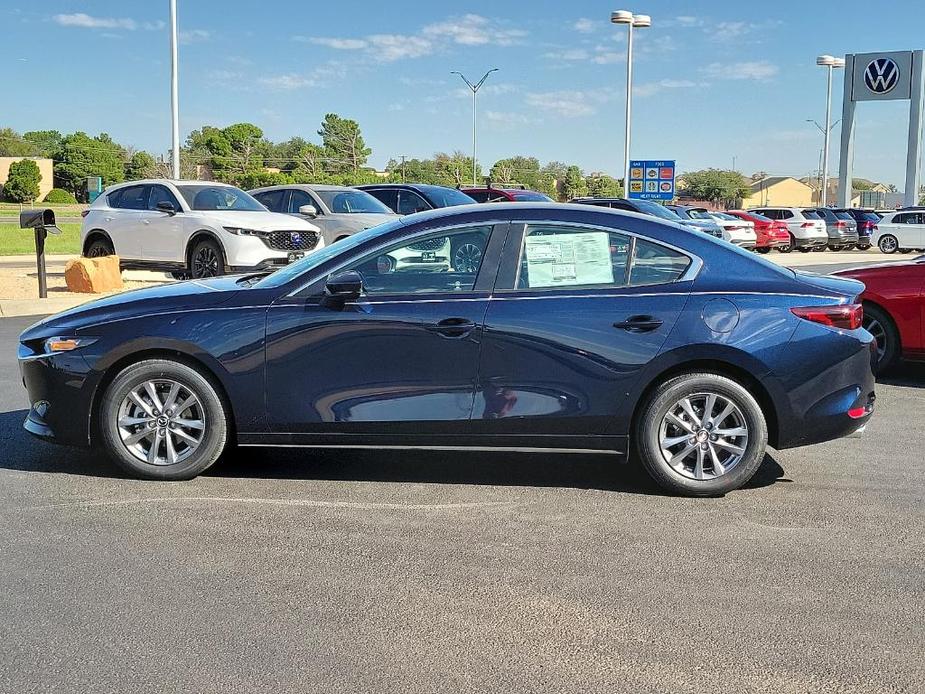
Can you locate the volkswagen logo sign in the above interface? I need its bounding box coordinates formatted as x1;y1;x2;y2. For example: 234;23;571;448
864;57;899;94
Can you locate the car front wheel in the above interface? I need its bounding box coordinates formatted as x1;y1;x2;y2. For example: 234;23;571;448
634;373;768;496
190;238;225;278
99;359;228;480
878;234;899;254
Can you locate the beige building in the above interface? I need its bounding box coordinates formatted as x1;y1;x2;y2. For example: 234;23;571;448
0;157;54;201
741;176;814;208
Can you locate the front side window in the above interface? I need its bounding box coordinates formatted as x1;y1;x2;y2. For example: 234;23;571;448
289;189;319;214
397;190;430;215
254;189;286;213
344;226;491;295
364;188;399;212
316;189;391;214
148;185;180;211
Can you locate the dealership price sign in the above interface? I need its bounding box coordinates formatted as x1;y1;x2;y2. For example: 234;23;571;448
627;160;675;200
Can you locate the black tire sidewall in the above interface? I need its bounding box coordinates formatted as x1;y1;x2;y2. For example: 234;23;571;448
879;235;898;254
635;373;768;496
87;239;114;257
190;238;225;278
100;359;228;480
865;304;900;374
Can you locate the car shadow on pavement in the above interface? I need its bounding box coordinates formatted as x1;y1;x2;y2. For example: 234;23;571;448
878;362;925;389
0;408;786;495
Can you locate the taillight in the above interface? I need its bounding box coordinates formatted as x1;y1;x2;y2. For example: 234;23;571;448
791;304;863;330
80;210;90;218
835;221;846;229
800;222;814;228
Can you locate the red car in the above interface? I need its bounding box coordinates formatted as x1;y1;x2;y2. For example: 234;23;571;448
461;187;553;203
834;256;925;372
726;210;791;253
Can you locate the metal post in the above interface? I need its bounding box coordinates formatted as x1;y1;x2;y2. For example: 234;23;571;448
905;50;924;207
169;0;180;179
623;22;634;189
837;54;856;208
35;228;47;299
821;64;833;207
472;89;477;185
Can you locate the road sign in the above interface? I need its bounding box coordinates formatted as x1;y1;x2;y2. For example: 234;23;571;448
628;159;675;200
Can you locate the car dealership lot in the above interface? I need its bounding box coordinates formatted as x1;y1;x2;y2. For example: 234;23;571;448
0;310;922;692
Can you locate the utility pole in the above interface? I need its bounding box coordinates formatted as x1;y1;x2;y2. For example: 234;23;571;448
451;69;498;185
169;0;180;179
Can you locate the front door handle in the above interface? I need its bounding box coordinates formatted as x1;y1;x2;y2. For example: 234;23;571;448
613;315;664;333
427;317;477;338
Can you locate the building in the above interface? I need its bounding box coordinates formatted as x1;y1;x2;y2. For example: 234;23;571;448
0;157;54;201
741;176;814;208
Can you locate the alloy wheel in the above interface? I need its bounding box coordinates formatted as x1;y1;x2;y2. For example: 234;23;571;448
864;315;887;363
193;246;220;277
116;379;205;465
454;243;483;273
879;235;898;254
658;392;749;480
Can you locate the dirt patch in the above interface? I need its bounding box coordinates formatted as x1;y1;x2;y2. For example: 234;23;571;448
0;263;159;301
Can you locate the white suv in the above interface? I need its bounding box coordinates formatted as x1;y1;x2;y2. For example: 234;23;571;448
81;180;323;278
749;207;828;252
873;209;925;253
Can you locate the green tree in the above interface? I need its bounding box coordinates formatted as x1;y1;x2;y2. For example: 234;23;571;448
318;114;371;175
2;158;42;202
586;173;623;198
0;128;36;157
125;151;156;180
22;130;63;159
680;168;750;204
54;132;125;196
489;156;542;188
563;165;588;200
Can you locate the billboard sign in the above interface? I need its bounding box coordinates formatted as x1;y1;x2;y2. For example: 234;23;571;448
628;160;675;200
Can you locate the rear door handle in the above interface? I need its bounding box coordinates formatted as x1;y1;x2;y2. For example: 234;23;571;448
613;315;664;333
427;317;477;338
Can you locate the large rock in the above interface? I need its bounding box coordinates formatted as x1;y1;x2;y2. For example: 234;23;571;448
64;255;123;294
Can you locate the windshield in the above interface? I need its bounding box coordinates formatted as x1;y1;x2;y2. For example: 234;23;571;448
637;200;682;220
177;185;265;211
687;208;714;220
419;186;476;207
512;191;554;202
255;218;405;288
315;189;392;214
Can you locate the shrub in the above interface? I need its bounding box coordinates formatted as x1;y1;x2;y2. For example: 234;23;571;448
43;188;79;204
3;159;42;202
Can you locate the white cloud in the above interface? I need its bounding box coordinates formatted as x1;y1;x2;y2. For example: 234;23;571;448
53;13;137;30
180;29;211;44
573;18;595;33
422;14;526;46
258;73;319;90
451;83;517;98
633;79;699;98
544;48;590;61
592;51;625;65
524;89;614;118
485;111;540;128
671;16;705;27
703;60;779;80
299;36;368;50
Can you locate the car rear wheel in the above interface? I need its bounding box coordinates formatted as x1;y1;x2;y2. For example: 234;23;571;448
756;247;771;254
100;359;228;480
863;303;900;374
634;373;768;496
189;238;225;278
878;234;899;254
86;238;114;258
777;235;793;253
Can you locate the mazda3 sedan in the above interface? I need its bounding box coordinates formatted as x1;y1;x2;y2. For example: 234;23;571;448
19;204;876;496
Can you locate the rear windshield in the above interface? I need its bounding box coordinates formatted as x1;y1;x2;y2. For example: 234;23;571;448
418;186;476;207
636;200;682;221
746;212;771;222
686;209;714;219
511;191;554;202
801;210;822;220
835;211;854;220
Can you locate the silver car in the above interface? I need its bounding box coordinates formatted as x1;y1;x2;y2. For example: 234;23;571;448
250;184;398;246
665;205;725;238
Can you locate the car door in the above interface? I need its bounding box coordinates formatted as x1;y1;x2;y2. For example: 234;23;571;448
141;184;186;263
907;212;925;247
473;221;693;448
263;223;504;441
106;184;149;260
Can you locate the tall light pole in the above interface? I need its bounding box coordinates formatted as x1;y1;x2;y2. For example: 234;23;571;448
611;10;651;191
451;68;498;185
169;0;180;179
815;55;845;206
806;116;842;204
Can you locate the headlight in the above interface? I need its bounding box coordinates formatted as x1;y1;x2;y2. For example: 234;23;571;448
43;336;96;353
223;226;269;237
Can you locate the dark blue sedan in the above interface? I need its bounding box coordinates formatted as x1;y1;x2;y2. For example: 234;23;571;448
18;204;876;495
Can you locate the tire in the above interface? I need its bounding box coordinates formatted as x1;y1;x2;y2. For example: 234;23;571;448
171;271;191;280
86;237;114;258
756;247;771;254
798;247;812;253
863;303;900;374
812;245;826;252
857;244;871;251
634;372;768;497
99;359;229;480
899;249;913;254
189;238;225;278
450;233;485;273
878;234;899;254
777;233;795;253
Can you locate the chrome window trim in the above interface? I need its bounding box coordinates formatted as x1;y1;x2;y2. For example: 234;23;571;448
500;219;702;293
283;219;511;299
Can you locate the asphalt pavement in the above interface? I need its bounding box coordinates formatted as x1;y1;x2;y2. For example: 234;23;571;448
1;309;923;692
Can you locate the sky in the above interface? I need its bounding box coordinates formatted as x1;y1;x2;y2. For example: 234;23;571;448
2;0;924;187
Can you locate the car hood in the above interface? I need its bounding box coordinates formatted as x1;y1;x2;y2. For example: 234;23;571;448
21;276;247;338
189;210;320;232
683;219;723;231
326;213;400;230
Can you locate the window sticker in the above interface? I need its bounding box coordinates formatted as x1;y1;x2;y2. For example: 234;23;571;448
524;231;614;287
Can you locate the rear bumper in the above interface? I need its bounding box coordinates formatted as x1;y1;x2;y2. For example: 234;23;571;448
828;232;859;245
793;235;828;249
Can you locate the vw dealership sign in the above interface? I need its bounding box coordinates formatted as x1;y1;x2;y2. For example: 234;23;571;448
838;50;924;208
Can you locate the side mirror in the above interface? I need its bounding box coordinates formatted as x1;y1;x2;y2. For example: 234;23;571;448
298;204;318;218
156;201;177;215
322;270;363;308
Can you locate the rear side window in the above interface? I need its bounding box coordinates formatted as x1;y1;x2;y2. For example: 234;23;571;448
779;210;794;219
517;226;630;289
365;188;398;212
466;190;490;203
630;238;691;286
254;189;286;212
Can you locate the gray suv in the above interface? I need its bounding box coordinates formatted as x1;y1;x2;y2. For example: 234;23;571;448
812;208;860;250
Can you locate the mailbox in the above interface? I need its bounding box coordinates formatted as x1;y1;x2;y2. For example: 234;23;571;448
19;208;62;299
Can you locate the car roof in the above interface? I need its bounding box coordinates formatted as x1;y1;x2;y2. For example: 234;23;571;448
355;183;456;191
250;183;355;193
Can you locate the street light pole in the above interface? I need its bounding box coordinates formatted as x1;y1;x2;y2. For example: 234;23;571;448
611;11;651;191
816;55;845;207
451;69;499;185
169;0;180;179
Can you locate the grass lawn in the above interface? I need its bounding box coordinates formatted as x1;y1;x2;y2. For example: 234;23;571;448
0;223;81;255
0;203;87;218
